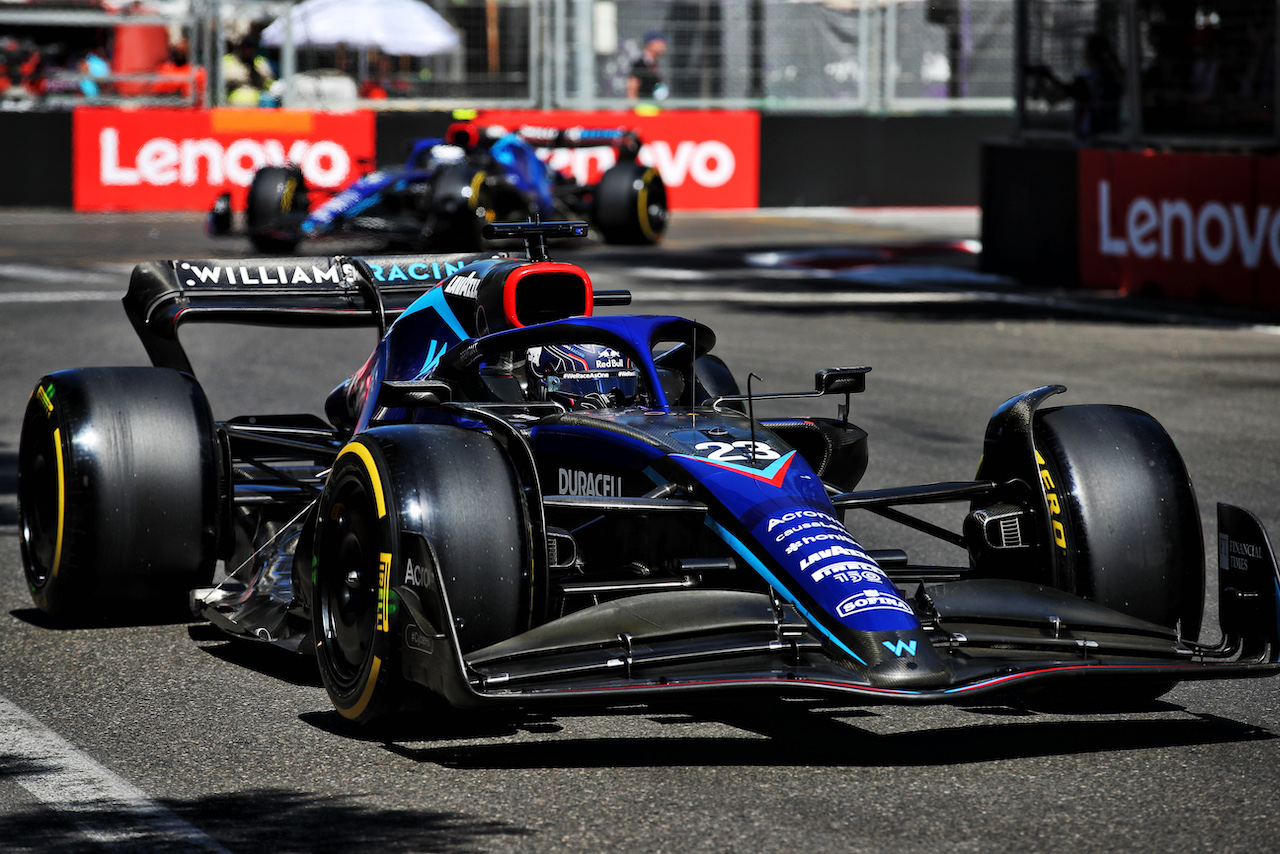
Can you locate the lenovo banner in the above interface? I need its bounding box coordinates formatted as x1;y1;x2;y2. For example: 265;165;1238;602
73;107;375;212
474;109;759;210
1079;149;1280;310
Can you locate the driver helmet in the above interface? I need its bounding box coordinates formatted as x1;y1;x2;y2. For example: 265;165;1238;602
527;344;638;409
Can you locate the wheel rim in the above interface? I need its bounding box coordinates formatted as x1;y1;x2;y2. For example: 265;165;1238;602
318;474;381;692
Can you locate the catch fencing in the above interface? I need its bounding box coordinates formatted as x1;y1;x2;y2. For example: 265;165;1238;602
419;0;1018;113
1;0;1017;114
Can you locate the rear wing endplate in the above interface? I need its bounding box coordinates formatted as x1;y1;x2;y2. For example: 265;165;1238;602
123;251;500;374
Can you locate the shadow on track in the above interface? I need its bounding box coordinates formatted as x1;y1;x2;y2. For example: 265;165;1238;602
372;699;1273;770
0;780;531;854
0;449;15;528
188;624;324;688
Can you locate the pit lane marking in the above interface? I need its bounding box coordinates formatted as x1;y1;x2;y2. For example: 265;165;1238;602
0;695;230;852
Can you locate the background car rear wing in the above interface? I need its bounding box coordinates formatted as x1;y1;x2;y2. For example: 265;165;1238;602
123;251;501;374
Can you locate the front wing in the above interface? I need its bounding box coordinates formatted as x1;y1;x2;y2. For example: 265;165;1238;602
398;503;1280;710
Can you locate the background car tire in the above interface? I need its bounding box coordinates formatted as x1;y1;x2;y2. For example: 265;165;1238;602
593;162;667;245
18;367;221;623
426;165;494;250
246;165;308;253
1028;403;1204;705
312;426;530;725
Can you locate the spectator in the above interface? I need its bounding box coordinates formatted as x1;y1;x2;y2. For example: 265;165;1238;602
626;30;668;101
153;36;204;102
1025;32;1124;137
223;36;274;106
359;51;392;100
79;46;110;98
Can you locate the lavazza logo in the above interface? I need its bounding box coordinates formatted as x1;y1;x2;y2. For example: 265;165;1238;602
1096;179;1280;269
97;127;352;188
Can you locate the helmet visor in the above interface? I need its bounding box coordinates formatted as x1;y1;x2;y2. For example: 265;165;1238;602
547;370;638;403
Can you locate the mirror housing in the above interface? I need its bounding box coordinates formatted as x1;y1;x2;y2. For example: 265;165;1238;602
815;367;870;396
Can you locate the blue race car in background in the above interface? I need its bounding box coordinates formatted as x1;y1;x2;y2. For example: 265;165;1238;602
19;221;1280;728
208;123;668;253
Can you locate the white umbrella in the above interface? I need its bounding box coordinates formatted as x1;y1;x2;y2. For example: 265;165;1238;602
260;0;461;56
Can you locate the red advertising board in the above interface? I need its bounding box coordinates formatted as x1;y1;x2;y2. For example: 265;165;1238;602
1078;148;1279;309
474;109;759;210
73;107;375;212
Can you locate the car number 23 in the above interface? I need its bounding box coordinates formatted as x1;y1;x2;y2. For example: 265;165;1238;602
694;440;781;462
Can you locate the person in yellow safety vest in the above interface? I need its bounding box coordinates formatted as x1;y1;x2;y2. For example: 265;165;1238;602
222;37;275;106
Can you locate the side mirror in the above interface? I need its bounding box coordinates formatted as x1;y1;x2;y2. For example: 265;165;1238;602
815;367;869;396
379;380;453;408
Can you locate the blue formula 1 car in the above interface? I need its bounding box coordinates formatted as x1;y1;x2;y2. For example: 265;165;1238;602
208;123;668;254
18;221;1280;726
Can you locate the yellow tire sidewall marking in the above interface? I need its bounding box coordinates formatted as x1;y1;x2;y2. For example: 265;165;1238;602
1035;449;1068;549
336;441;386;519
468;170;486;211
338;655;382;720
378;551;392;633
330;442;395;718
52;427;65;578
637;168;659;242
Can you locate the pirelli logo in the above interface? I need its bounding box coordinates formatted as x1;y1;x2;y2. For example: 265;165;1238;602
378;552;392;632
37;383;54;415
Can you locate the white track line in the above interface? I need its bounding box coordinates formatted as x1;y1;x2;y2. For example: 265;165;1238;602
0;291;120;303
0;695;230;852
0;265;119;286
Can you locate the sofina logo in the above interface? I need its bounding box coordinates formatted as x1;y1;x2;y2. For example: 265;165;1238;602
835;589;915;620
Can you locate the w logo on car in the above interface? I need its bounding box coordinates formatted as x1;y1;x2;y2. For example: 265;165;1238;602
881;639;917;657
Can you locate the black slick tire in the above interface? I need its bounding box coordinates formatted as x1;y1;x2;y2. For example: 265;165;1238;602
1029;403;1204;705
427;165;494;250
18;368;221;623
312;426;529;726
593;161;667;245
247;165;307;253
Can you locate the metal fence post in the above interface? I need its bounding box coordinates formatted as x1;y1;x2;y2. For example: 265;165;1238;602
1124;0;1142;145
1013;0;1026;139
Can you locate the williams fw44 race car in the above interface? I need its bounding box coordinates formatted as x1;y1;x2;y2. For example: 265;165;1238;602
18;221;1280;726
207;123;668;254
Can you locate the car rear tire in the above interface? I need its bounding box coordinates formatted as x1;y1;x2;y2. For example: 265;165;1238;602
312;426;530;725
247;165;308;253
426;165;494;250
1029;403;1204;705
593;162;667;245
18;368;221;623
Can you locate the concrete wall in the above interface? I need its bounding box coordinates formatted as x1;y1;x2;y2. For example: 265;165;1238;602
0;112;73;207
757;114;1014;207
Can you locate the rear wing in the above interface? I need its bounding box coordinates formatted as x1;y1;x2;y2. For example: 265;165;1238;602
514;125;640;151
124;251;501;374
441;121;642;159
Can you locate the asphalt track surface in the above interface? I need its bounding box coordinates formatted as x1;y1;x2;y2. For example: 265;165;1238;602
1;208;1279;854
